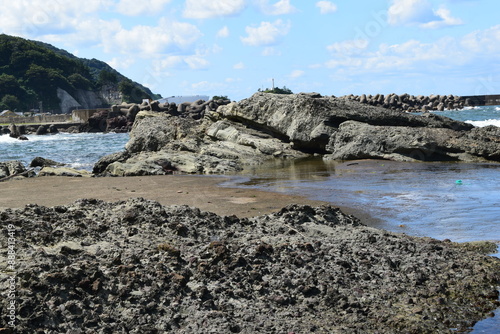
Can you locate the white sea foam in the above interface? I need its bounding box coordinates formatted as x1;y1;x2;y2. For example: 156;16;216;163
465;119;500;127
0;134;17;143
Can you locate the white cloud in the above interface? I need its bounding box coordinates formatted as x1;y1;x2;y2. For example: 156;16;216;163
461;25;500;54
420;7;463;29
115;0;173;16
233;62;246;69
316;1;337;15
0;0;108;37
241;19;291;46
185;56;210;70
107;57;136;70
190;80;226;92
387;0;462;29
153;53;210;71
154;56;184;71
327;39;369;55
324;25;500;76
262;47;282;56
256;0;297;15
108;18;202;56
289;70;305;78
183;0;246;19
325;36;468;73
217;26;230;38
388;0;435;26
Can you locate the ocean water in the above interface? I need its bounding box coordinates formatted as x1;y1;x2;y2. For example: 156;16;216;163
0;132;129;171
435;105;500;127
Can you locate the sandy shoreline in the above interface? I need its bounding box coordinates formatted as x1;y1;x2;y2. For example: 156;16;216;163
0;175;334;218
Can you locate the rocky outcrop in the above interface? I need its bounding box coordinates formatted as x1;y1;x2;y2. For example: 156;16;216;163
212;93;472;153
1;198;498;333
0;160;33;180
94;92;500;176
326;121;500;162
98;112;308;175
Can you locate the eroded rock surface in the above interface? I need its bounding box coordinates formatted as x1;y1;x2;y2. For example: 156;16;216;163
0;199;498;333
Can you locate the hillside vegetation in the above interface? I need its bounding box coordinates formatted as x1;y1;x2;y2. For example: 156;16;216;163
0;34;159;113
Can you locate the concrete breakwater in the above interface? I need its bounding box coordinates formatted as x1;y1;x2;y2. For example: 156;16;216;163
0;113;72;125
340;93;499;112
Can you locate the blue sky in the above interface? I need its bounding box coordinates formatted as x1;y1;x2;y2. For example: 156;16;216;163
1;0;499;101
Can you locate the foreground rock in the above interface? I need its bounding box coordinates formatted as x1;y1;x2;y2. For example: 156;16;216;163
0;199;498;333
95;93;500;176
0;160;32;180
38;166;92;177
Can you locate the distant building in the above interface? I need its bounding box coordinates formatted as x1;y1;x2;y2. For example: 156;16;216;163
0;110;23;117
158;95;210;104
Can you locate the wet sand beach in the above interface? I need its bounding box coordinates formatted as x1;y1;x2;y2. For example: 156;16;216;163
0;175;331;218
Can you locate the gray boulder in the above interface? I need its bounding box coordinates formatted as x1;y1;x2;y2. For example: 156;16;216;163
30;157;64;168
35;125;48;135
0;160;28;179
125;114;200;153
325;121;500;162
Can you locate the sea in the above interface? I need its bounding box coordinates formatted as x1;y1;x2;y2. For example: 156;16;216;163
1;105;500;332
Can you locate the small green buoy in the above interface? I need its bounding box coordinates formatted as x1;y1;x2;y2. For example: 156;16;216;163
455;180;463;185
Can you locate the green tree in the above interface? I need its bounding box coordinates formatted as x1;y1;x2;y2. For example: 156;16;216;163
68;73;93;90
260;86;293;95
119;79;151;103
0;94;20;110
0;74;22;97
212;95;229;100
98;70;118;86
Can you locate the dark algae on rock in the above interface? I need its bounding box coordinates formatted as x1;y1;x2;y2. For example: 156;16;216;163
1;198;499;333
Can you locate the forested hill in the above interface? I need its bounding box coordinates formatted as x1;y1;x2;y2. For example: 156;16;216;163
0;34;160;113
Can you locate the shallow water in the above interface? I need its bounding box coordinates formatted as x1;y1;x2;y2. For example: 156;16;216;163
224;159;500;247
223;158;500;333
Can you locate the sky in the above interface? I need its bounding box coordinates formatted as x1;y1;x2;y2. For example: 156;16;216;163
0;0;499;101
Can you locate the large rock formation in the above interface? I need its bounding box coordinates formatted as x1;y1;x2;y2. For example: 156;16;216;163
94;93;500;176
1;198;498;333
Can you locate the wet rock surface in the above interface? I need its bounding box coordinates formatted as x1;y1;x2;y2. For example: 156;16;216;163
1;198;499;333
